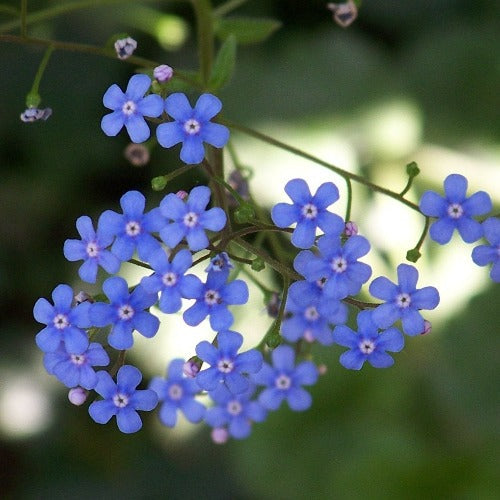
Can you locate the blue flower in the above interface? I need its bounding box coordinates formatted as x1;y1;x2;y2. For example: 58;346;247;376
101;74;163;143
253;345;318;412
140;248;203;314
298;233;372;299
156;93;229;164
99;191;165;262
369;263;440;336
89;277;159;350
34;284;91;354
159;186;226;251
88;365;158;433
205;252;234;277
332;310;404;370
205;384;267;440
183;270;249;331
195;330;263;394
419;174;492;244
271;179;345;249
43;342;110;389
472;217;500;282
63;215;121;283
149;359;206;427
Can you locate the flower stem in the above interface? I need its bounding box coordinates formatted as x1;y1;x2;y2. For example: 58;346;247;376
26;44;54;107
190;0;214;86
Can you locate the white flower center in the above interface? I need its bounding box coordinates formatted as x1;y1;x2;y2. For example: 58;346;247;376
275;374;291;390
70;353;86;365
113;392;129;408
359;339;375;354
183;118;201;135
227;400;242;416
168;383;183;401
86;241;99;258
217;358;234;373
162;272;178;287
301;203;318;219
447;203;464;219
183;211;198;228
122;100;136;116
53;313;69;330
204;290;221;306
396;293;411;309
331;257;347;274
118;304;135;320
304;306;319;321
125;220;141;237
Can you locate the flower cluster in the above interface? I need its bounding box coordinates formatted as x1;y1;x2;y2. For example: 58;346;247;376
101;75;229;165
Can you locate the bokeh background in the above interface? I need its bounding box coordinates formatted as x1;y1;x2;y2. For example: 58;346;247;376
1;0;499;498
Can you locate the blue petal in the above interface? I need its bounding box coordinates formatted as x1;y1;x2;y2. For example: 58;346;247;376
369;276;397;301
186;227;209;251
52;284;73;311
195;341;219;365
312;182;339;208
401;309;425;336
130;388;158;411
199;207;227;231
332;325;357;348
291;220;317;249
183;302;209;326
120;190;145;218
411;286;439;310
125;114;150;143
108;321;134;350
101;111;124;136
200;122;229;147
209;306;233;331
33;298;54;325
98;251;121;275
125;74;151;101
339;349;365;370
397;264;418;293
371;303;400;328
89;302;115;327
180;136;205;164
377;327;405;352
272;203;299;228
316;212;344;236
117;365;142;391
111;236;135;262
217;330;243;355
259;388;284;410
284;179;311;205
160;223;186;248
419;191;446;217
63;239;87;262
463;191;492;216
156;121;185;148
286;387;312;411
159;401;178;427
137;93;163;117
103;276;129;303
160;192;186;220
429;217;456;244
235;349;263;374
293;361;318;385
63;327;89;354
367;351;394;368
229;417;251;439
271;345;295;371
159;289;182;314
443;174;467;202
133;311;159;338
116;407;142;433
165;92;193;121
482;217;500;245
89;399;116;424
221;280;249;305
196;367;220;391
194;93;222;120
94;370;117;398
76;215;95;241
78;259;98;284
103;84;125;109
225;372;249;394
472;245;497;266
456;217;483;243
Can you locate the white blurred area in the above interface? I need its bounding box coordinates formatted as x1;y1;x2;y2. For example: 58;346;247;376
3;98;498;442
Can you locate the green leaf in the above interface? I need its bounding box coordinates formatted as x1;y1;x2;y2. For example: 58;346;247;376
214;16;281;45
208;35;237;91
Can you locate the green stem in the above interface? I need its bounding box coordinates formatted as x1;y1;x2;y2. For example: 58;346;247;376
414;216;430;252
344;177;353;222
190;0;214;86
26;44;54;107
20;0;27;36
222;118;422;213
213;0;248;17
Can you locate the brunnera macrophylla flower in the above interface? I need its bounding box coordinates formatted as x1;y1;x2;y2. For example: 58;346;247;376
253;345;318;412
195;330;263;395
332;310;404;370
101;74;163;143
34;284;91;354
114;37;137;60
271;178;345;249
89;365;158;434
471;217;500;282
89;277;160;350
369;263;440;336
63;215;121;284
149;359;206;427
419;173;492;244
156;92;230;164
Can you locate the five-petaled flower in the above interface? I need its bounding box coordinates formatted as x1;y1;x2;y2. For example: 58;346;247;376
156;93;230;164
369;263;440;336
472;217;500;282
101;74;163;143
89;365;158;433
419;173;492;244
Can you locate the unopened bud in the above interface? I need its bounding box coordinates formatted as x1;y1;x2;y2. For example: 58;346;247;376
176;190;188;200
266;292;281;318
124;143;150;167
327;1;358;28
318;364;328;375
114;37;137;60
74;291;94;305
183;359;200;378
344;221;358;237
68;387;88;406
234;203;255;224
406;248;421;263
151;176;167;191
421;320;432;335
20;107;52;123
154;64;174;83
211;427;229;444
251;257;265;272
205;252;233;273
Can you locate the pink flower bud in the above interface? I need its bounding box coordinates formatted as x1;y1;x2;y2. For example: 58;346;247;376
318;364;328;375
182;360;200;378
124;143;150;167
176;190;188;200
68;387;88;406
344;221;358;236
421;320;432;335
211;427;229;444
154;64;174;83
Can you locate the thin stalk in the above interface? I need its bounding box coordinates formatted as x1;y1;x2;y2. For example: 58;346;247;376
20;0;27;36
190;0;214;86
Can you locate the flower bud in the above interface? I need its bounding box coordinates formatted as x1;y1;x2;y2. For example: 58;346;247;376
154;64;174;83
327;1;358;28
124;143;150;167
211;427;229;444
182;359;200;378
421;320;432;335
114;37;137;60
151;176;167;191
344;221;358;237
176;190;188;200
74;291;94;305
266;292;281;318
68;387;88;406
234;203;255;224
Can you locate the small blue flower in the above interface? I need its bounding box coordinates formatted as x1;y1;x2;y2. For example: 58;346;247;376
140;248;203;314
332;310;404;370
34;284;91;354
419;174;492;244
195;330;263;394
298;233;372;300
89;277;159;350
205;384;267;440
63;215;121;283
156;93;230;164
369;263;440;335
101;74;163;143
472;217;500;282
99;191;165;262
149;359;206;427
271;179;345;249
159;186;226;251
183;270;249;331
88;365;158;433
253;345;318;412
205;252;234;277
43;342;110;389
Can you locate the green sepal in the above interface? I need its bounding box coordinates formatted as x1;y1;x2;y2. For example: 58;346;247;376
406;161;420;178
251;257;265;272
208;35;237;91
234;203;256;223
214;16;281;45
25;91;41;108
266;331;282;349
151;176;167;191
406;248;421;263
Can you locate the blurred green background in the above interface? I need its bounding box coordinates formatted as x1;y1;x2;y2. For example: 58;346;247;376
1;1;499;498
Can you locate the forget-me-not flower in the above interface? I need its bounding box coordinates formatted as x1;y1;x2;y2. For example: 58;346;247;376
472;217;500;282
156;93;230;164
101;74;163;143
